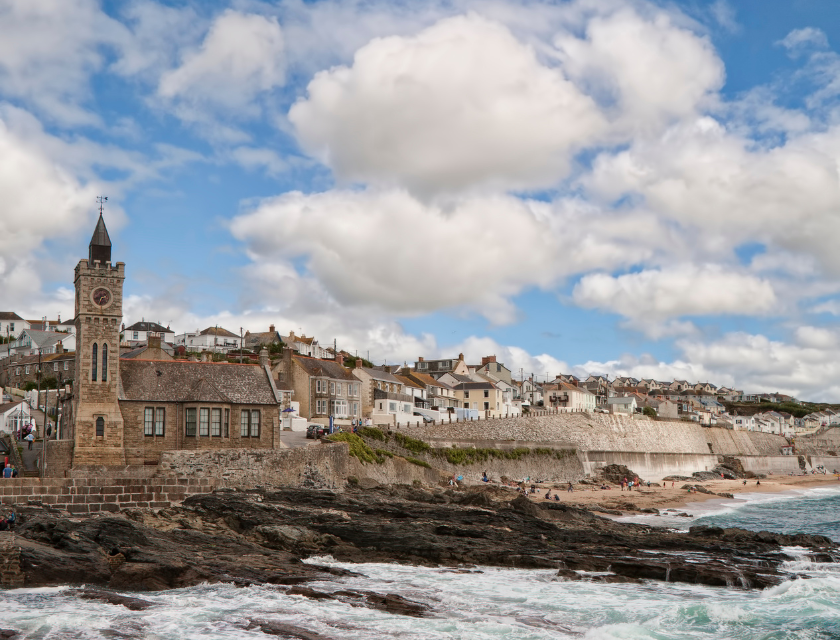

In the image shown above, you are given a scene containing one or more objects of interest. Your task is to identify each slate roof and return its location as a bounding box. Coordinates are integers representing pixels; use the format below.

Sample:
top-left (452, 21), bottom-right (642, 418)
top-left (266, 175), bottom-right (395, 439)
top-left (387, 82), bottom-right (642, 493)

top-left (21, 330), bottom-right (71, 349)
top-left (0, 401), bottom-right (26, 414)
top-left (358, 367), bottom-right (403, 384)
top-left (454, 381), bottom-right (496, 390)
top-left (200, 326), bottom-right (239, 338)
top-left (403, 371), bottom-right (448, 389)
top-left (245, 330), bottom-right (281, 346)
top-left (395, 375), bottom-right (423, 390)
top-left (119, 359), bottom-right (279, 404)
top-left (292, 355), bottom-right (356, 381)
top-left (125, 321), bottom-right (170, 333)
top-left (0, 313), bottom-right (24, 321)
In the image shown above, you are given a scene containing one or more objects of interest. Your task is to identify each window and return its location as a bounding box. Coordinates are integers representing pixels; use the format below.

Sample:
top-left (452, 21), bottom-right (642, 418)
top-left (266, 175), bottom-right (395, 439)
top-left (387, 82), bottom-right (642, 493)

top-left (224, 409), bottom-right (230, 438)
top-left (15, 368), bottom-right (19, 375)
top-left (155, 408), bottom-right (165, 436)
top-left (102, 343), bottom-right (108, 382)
top-left (418, 362), bottom-right (427, 369)
top-left (336, 383), bottom-right (342, 396)
top-left (484, 390), bottom-right (489, 398)
top-left (389, 402), bottom-right (397, 412)
top-left (403, 404), bottom-right (411, 413)
top-left (351, 402), bottom-right (358, 416)
top-left (133, 331), bottom-right (138, 340)
top-left (144, 408), bottom-right (154, 436)
top-left (316, 399), bottom-right (327, 414)
top-left (330, 382), bottom-right (335, 395)
top-left (199, 408), bottom-right (209, 436)
top-left (250, 410), bottom-right (260, 437)
top-left (241, 409), bottom-right (249, 437)
top-left (211, 408), bottom-right (221, 436)
top-left (96, 417), bottom-right (105, 437)
top-left (64, 362), bottom-right (68, 371)
top-left (484, 402), bottom-right (490, 411)
top-left (25, 366), bottom-right (29, 374)
top-left (91, 343), bottom-right (98, 381)
top-left (464, 390), bottom-right (469, 398)
top-left (53, 363), bottom-right (58, 372)
top-left (9, 323), bottom-right (13, 332)
top-left (185, 408), bottom-right (196, 437)
top-left (333, 399), bottom-right (348, 417)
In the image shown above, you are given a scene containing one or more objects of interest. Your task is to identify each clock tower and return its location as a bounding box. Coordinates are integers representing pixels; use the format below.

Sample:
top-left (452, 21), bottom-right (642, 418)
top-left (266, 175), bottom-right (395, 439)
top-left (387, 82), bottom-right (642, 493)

top-left (72, 213), bottom-right (126, 466)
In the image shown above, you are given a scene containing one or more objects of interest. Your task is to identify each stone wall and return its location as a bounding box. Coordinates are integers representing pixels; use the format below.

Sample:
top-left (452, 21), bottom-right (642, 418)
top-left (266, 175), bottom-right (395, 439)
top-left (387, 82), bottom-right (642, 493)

top-left (400, 414), bottom-right (712, 454)
top-left (0, 476), bottom-right (215, 514)
top-left (157, 442), bottom-right (349, 491)
top-left (580, 451), bottom-right (719, 481)
top-left (796, 427), bottom-right (840, 455)
top-left (44, 440), bottom-right (74, 477)
top-left (735, 455), bottom-right (803, 476)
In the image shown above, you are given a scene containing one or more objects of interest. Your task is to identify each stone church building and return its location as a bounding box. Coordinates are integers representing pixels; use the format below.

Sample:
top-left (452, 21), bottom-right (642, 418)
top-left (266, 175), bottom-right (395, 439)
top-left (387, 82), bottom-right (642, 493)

top-left (53, 215), bottom-right (282, 471)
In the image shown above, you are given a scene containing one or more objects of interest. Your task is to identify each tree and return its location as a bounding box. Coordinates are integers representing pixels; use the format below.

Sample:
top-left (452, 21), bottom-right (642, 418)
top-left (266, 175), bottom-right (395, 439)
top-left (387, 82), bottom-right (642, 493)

top-left (642, 406), bottom-right (657, 417)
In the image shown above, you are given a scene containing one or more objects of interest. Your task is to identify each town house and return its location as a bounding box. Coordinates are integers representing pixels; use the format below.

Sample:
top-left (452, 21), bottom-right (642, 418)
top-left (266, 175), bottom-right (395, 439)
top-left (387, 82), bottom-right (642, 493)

top-left (273, 350), bottom-right (360, 424)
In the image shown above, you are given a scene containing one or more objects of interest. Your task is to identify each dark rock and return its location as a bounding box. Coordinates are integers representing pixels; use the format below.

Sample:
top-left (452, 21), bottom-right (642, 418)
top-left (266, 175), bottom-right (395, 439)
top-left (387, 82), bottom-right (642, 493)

top-left (600, 464), bottom-right (642, 485)
top-left (246, 620), bottom-right (332, 639)
top-left (72, 588), bottom-right (156, 610)
top-left (0, 631), bottom-right (18, 639)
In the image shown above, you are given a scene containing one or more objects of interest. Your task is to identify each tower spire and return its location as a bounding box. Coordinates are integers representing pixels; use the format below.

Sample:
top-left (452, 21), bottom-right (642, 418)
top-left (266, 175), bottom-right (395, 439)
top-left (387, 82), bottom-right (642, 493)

top-left (89, 196), bottom-right (112, 264)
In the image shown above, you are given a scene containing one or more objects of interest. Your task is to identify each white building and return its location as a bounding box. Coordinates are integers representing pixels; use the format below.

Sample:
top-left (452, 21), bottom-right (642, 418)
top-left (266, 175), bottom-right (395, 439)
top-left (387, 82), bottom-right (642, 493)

top-left (607, 396), bottom-right (637, 415)
top-left (175, 327), bottom-right (243, 353)
top-left (0, 313), bottom-right (28, 340)
top-left (0, 399), bottom-right (31, 434)
top-left (9, 330), bottom-right (76, 356)
top-left (123, 321), bottom-right (176, 344)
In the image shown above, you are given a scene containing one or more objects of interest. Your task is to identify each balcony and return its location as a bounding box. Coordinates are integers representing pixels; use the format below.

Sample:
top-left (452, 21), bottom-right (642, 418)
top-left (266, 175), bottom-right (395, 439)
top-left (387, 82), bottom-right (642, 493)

top-left (373, 389), bottom-right (416, 404)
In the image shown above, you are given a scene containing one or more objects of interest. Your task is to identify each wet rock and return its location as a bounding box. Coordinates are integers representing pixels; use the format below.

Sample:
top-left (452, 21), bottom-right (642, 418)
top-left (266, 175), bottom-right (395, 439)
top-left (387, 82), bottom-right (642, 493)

top-left (0, 631), bottom-right (18, 639)
top-left (72, 588), bottom-right (156, 610)
top-left (246, 620), bottom-right (332, 640)
top-left (599, 464), bottom-right (642, 485)
top-left (288, 586), bottom-right (430, 617)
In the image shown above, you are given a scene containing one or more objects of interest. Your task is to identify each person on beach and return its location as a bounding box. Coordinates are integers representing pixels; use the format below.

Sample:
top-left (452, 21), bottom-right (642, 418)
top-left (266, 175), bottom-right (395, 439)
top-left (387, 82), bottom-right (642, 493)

top-left (544, 490), bottom-right (551, 499)
top-left (11, 466), bottom-right (16, 478)
top-left (567, 482), bottom-right (573, 493)
top-left (743, 480), bottom-right (747, 485)
top-left (756, 480), bottom-right (761, 485)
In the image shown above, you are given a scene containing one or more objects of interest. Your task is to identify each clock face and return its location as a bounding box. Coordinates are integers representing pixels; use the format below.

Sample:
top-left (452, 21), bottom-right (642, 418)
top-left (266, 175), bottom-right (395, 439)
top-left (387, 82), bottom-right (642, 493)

top-left (92, 287), bottom-right (112, 306)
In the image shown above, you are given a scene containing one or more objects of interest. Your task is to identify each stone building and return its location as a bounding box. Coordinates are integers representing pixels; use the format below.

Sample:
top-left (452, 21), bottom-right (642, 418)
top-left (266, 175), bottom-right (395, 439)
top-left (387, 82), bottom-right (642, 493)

top-left (0, 350), bottom-right (75, 389)
top-left (272, 349), bottom-right (360, 424)
top-left (54, 214), bottom-right (283, 469)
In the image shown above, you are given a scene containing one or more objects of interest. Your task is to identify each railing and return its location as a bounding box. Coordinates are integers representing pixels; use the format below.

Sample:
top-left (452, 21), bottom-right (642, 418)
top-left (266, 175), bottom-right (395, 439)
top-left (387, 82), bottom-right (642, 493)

top-left (373, 389), bottom-right (416, 403)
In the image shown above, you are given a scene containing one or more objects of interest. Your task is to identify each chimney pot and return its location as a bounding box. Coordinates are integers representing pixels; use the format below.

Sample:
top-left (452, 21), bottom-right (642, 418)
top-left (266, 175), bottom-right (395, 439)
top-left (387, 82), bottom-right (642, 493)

top-left (336, 353), bottom-right (344, 366)
top-left (458, 353), bottom-right (464, 361)
top-left (269, 324), bottom-right (275, 333)
top-left (418, 357), bottom-right (424, 362)
top-left (259, 348), bottom-right (269, 367)
top-left (355, 358), bottom-right (362, 369)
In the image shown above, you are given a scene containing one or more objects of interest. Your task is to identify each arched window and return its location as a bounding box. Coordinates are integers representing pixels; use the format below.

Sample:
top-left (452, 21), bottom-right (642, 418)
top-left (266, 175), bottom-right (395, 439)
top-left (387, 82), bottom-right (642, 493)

top-left (96, 417), bottom-right (105, 437)
top-left (102, 343), bottom-right (108, 382)
top-left (92, 343), bottom-right (98, 381)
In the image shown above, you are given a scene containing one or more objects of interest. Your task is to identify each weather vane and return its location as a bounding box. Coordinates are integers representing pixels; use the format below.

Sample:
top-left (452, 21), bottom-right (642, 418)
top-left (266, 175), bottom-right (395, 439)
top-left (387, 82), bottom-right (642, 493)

top-left (96, 195), bottom-right (108, 216)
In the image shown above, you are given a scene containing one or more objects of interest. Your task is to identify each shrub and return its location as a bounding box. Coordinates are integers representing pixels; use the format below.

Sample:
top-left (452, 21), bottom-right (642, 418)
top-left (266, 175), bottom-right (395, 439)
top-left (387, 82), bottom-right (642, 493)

top-left (375, 448), bottom-right (394, 459)
top-left (642, 406), bottom-right (656, 417)
top-left (394, 433), bottom-right (431, 454)
top-left (327, 432), bottom-right (382, 464)
top-left (347, 476), bottom-right (359, 485)
top-left (359, 427), bottom-right (387, 442)
top-left (406, 457), bottom-right (431, 468)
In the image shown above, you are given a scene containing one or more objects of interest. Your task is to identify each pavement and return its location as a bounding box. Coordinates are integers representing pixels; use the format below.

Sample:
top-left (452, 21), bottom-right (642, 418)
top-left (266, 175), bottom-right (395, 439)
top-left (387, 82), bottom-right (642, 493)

top-left (279, 429), bottom-right (315, 449)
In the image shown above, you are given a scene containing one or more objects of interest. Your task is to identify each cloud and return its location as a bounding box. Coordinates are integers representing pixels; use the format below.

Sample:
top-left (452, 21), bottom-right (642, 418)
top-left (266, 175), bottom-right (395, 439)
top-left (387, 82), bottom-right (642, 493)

top-left (231, 187), bottom-right (666, 324)
top-left (585, 118), bottom-right (840, 274)
top-left (778, 27), bottom-right (829, 53)
top-left (289, 13), bottom-right (606, 195)
top-left (0, 0), bottom-right (124, 125)
top-left (572, 265), bottom-right (778, 323)
top-left (554, 5), bottom-right (724, 135)
top-left (158, 10), bottom-right (285, 116)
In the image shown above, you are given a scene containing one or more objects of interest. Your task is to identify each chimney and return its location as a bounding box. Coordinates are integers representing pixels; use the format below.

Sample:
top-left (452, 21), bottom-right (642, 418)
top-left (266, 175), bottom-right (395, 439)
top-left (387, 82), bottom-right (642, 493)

top-left (481, 355), bottom-right (496, 366)
top-left (355, 357), bottom-right (363, 369)
top-left (418, 357), bottom-right (424, 362)
top-left (259, 348), bottom-right (269, 367)
top-left (290, 330), bottom-right (295, 338)
top-left (336, 352), bottom-right (344, 366)
top-left (57, 343), bottom-right (64, 354)
top-left (458, 353), bottom-right (464, 361)
top-left (269, 324), bottom-right (275, 333)
top-left (148, 335), bottom-right (161, 349)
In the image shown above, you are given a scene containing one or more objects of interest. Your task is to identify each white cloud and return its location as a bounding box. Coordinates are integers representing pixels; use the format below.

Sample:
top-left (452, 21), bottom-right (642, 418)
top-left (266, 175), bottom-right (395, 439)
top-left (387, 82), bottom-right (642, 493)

top-left (0, 0), bottom-right (124, 125)
top-left (158, 10), bottom-right (285, 115)
top-left (778, 27), bottom-right (829, 53)
top-left (231, 188), bottom-right (666, 324)
top-left (572, 265), bottom-right (778, 323)
top-left (586, 118), bottom-right (840, 273)
top-left (554, 6), bottom-right (724, 135)
top-left (289, 13), bottom-right (606, 195)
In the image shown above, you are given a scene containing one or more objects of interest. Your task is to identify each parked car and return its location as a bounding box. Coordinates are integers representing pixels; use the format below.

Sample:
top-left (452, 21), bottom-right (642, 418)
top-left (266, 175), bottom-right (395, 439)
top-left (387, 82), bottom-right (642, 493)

top-left (413, 412), bottom-right (433, 424)
top-left (306, 424), bottom-right (328, 439)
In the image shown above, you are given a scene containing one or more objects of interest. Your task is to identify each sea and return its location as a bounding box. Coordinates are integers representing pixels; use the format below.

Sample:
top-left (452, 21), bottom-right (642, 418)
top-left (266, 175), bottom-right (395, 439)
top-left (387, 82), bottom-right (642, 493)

top-left (2, 486), bottom-right (839, 639)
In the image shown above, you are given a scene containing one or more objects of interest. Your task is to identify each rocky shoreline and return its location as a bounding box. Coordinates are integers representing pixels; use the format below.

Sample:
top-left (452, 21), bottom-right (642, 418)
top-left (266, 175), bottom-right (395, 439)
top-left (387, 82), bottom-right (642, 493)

top-left (6, 485), bottom-right (837, 599)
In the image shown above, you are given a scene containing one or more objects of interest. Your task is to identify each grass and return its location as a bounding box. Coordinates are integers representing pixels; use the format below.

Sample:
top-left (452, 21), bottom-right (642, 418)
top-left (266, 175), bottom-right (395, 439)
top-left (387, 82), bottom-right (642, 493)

top-left (394, 433), bottom-right (431, 454)
top-left (375, 448), bottom-right (394, 459)
top-left (358, 427), bottom-right (387, 442)
top-left (405, 457), bottom-right (431, 468)
top-left (327, 432), bottom-right (384, 464)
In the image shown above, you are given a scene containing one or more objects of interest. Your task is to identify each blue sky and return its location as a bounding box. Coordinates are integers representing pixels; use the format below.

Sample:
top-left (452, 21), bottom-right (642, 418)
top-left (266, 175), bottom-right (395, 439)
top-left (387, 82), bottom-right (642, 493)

top-left (2, 0), bottom-right (840, 399)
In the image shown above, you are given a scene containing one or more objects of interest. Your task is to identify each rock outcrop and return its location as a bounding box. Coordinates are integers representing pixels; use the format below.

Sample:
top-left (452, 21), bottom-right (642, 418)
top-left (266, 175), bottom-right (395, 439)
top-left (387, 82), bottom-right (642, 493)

top-left (7, 486), bottom-right (837, 594)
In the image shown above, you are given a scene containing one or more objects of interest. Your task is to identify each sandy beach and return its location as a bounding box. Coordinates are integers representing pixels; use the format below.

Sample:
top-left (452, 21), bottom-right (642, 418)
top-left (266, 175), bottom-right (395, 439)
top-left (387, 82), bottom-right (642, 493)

top-left (526, 473), bottom-right (840, 514)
